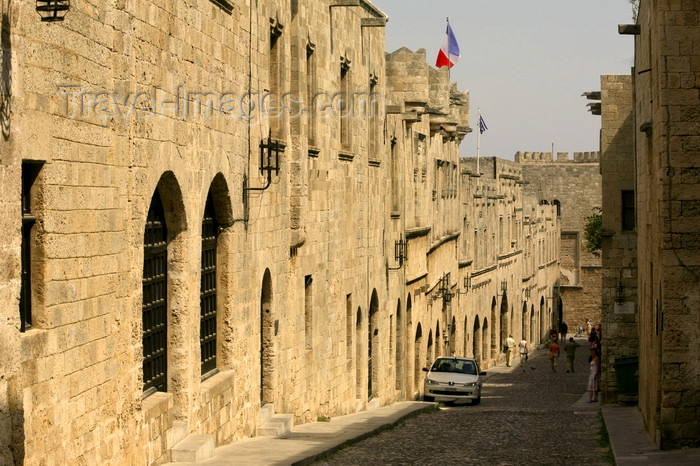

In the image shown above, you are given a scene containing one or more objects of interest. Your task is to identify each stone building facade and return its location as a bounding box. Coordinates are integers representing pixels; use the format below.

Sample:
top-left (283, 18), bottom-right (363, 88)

top-left (0, 1), bottom-right (559, 464)
top-left (595, 0), bottom-right (700, 450)
top-left (594, 75), bottom-right (638, 402)
top-left (631, 0), bottom-right (699, 449)
top-left (516, 151), bottom-right (603, 334)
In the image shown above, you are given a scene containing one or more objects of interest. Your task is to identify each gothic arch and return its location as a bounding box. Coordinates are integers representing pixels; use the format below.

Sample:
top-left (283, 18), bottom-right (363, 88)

top-left (473, 316), bottom-right (481, 363)
top-left (141, 172), bottom-right (188, 414)
top-left (260, 269), bottom-right (275, 405)
top-left (368, 289), bottom-right (379, 400)
top-left (490, 297), bottom-right (498, 360)
top-left (482, 318), bottom-right (490, 367)
top-left (413, 323), bottom-right (423, 397)
top-left (395, 299), bottom-right (403, 393)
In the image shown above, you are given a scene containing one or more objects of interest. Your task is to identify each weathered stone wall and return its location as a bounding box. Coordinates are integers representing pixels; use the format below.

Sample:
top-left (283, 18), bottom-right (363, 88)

top-left (0, 1), bottom-right (561, 464)
top-left (518, 153), bottom-right (602, 331)
top-left (633, 0), bottom-right (700, 449)
top-left (596, 74), bottom-right (637, 402)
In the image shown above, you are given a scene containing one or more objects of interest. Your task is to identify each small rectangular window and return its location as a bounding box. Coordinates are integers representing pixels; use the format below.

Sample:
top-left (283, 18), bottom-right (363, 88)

top-left (622, 190), bottom-right (635, 231)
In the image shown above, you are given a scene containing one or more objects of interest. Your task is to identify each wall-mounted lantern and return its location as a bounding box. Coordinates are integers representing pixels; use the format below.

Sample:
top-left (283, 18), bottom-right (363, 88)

top-left (456, 275), bottom-right (471, 295)
top-left (37, 1), bottom-right (70, 22)
top-left (244, 132), bottom-right (283, 192)
top-left (431, 273), bottom-right (453, 306)
top-left (388, 238), bottom-right (407, 270)
top-left (499, 279), bottom-right (508, 297)
top-left (243, 132), bottom-right (284, 220)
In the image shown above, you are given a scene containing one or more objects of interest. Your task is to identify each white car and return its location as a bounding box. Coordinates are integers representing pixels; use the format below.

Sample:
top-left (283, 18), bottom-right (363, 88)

top-left (422, 357), bottom-right (486, 404)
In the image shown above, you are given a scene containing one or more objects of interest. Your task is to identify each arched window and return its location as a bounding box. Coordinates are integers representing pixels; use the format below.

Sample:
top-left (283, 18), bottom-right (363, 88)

top-left (553, 199), bottom-right (561, 217)
top-left (200, 192), bottom-right (219, 376)
top-left (143, 190), bottom-right (168, 395)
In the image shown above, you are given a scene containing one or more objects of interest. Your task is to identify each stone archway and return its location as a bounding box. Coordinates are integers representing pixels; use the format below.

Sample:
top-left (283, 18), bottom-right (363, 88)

top-left (260, 269), bottom-right (274, 405)
top-left (500, 293), bottom-right (509, 350)
top-left (356, 307), bottom-right (363, 399)
top-left (395, 299), bottom-right (403, 394)
top-left (413, 323), bottom-right (422, 397)
top-left (490, 298), bottom-right (498, 359)
top-left (368, 290), bottom-right (379, 400)
top-left (473, 316), bottom-right (481, 363)
top-left (483, 318), bottom-right (490, 366)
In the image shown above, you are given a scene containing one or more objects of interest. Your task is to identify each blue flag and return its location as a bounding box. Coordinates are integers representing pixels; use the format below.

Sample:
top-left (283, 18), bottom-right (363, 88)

top-left (479, 115), bottom-right (488, 134)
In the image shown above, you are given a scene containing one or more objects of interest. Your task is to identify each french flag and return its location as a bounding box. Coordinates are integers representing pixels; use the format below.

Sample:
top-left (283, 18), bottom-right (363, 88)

top-left (435, 23), bottom-right (461, 69)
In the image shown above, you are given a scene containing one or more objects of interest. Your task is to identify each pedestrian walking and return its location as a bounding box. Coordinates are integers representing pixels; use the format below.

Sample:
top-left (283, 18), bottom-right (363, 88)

top-left (549, 326), bottom-right (559, 343)
top-left (560, 321), bottom-right (568, 342)
top-left (548, 339), bottom-right (560, 372)
top-left (564, 337), bottom-right (579, 373)
top-left (586, 318), bottom-right (592, 336)
top-left (518, 338), bottom-right (529, 371)
top-left (587, 348), bottom-right (601, 402)
top-left (505, 334), bottom-right (516, 367)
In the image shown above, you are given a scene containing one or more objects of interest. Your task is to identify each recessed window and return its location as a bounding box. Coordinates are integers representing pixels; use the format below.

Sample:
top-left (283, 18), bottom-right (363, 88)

top-left (200, 193), bottom-right (219, 376)
top-left (143, 190), bottom-right (168, 395)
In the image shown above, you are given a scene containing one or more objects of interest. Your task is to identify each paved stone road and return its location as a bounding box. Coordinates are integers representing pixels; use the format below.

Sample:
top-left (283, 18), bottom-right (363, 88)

top-left (315, 338), bottom-right (613, 465)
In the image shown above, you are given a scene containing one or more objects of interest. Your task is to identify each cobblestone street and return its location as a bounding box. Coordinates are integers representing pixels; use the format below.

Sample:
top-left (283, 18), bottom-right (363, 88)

top-left (316, 339), bottom-right (613, 465)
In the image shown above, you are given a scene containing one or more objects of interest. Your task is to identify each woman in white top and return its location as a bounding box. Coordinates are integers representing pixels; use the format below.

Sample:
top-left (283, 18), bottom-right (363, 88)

top-left (518, 339), bottom-right (529, 370)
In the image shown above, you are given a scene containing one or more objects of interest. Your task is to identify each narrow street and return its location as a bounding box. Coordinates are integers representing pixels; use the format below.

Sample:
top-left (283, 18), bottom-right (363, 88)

top-left (317, 338), bottom-right (613, 465)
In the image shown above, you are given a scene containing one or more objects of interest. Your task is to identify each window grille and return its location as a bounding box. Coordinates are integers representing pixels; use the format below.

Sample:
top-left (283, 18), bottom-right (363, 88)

top-left (143, 190), bottom-right (168, 395)
top-left (200, 194), bottom-right (218, 376)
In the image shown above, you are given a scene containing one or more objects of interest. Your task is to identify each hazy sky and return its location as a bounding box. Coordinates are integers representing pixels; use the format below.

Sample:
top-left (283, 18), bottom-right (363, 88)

top-left (376, 0), bottom-right (636, 159)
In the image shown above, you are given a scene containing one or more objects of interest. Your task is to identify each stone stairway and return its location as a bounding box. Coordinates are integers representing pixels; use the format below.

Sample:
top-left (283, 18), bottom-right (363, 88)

top-left (257, 403), bottom-right (294, 437)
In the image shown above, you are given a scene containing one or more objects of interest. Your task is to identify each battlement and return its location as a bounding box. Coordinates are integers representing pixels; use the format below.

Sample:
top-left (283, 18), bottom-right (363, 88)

top-left (515, 151), bottom-right (600, 164)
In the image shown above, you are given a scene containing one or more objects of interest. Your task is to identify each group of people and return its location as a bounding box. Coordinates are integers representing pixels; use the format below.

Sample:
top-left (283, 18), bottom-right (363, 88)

top-left (515, 318), bottom-right (603, 403)
top-left (502, 334), bottom-right (530, 371)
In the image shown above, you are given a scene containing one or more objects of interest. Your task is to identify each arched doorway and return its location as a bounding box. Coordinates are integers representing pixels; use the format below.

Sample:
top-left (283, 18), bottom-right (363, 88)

top-left (500, 294), bottom-right (509, 349)
top-left (368, 290), bottom-right (379, 400)
top-left (260, 269), bottom-right (274, 405)
top-left (355, 307), bottom-right (363, 399)
top-left (521, 302), bottom-right (528, 342)
top-left (395, 299), bottom-right (403, 393)
top-left (449, 316), bottom-right (456, 356)
top-left (435, 322), bottom-right (440, 357)
top-left (405, 294), bottom-right (413, 397)
top-left (427, 330), bottom-right (434, 367)
top-left (530, 305), bottom-right (535, 345)
top-left (413, 323), bottom-right (422, 397)
top-left (490, 298), bottom-right (498, 359)
top-left (473, 316), bottom-right (481, 362)
top-left (539, 297), bottom-right (546, 344)
top-left (463, 317), bottom-right (469, 357)
top-left (483, 318), bottom-right (490, 366)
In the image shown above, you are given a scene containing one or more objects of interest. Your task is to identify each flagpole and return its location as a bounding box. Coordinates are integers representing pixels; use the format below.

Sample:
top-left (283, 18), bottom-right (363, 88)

top-left (477, 108), bottom-right (481, 175)
top-left (446, 17), bottom-right (450, 80)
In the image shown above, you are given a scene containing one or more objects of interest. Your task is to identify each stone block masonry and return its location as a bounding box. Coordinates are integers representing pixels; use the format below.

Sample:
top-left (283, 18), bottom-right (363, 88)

top-left (0, 1), bottom-right (562, 464)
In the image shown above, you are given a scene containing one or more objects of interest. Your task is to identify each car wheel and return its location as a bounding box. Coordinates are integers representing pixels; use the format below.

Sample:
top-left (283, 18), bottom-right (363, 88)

top-left (423, 395), bottom-right (434, 402)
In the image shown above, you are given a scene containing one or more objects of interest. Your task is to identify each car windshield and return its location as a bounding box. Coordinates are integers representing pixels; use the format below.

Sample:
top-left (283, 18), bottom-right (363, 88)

top-left (431, 359), bottom-right (476, 375)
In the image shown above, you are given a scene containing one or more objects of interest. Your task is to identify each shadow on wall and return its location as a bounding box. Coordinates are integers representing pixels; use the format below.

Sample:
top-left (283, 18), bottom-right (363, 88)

top-left (1, 10), bottom-right (12, 140)
top-left (1, 375), bottom-right (24, 465)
